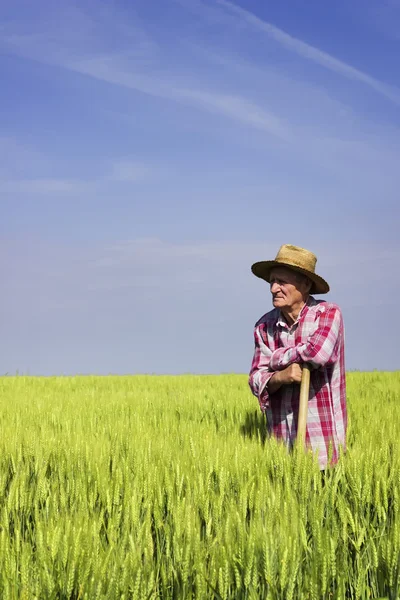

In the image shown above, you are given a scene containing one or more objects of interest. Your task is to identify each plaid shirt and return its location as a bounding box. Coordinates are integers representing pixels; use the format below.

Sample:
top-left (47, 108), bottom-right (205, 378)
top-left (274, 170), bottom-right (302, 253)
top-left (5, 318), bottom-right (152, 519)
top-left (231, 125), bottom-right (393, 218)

top-left (249, 296), bottom-right (347, 469)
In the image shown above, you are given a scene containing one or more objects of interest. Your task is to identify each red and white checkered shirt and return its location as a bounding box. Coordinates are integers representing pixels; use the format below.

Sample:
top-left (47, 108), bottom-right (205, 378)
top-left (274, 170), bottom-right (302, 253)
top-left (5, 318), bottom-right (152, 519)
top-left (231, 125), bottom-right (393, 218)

top-left (249, 296), bottom-right (347, 469)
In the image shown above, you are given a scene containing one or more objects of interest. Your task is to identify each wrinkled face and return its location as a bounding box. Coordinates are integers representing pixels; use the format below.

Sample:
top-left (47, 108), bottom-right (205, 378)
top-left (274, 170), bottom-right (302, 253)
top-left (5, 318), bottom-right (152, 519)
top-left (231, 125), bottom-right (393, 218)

top-left (269, 266), bottom-right (311, 312)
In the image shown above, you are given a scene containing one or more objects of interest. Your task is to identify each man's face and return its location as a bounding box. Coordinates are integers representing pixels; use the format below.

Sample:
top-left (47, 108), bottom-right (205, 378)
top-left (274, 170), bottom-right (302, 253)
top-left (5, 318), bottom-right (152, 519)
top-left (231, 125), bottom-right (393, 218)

top-left (269, 266), bottom-right (310, 311)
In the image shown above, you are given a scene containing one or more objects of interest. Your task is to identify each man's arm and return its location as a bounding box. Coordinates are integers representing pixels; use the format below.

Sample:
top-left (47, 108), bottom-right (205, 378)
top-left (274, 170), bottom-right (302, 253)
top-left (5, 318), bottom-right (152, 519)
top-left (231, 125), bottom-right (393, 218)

top-left (267, 364), bottom-right (303, 394)
top-left (269, 305), bottom-right (343, 371)
top-left (248, 326), bottom-right (274, 406)
top-left (249, 326), bottom-right (303, 409)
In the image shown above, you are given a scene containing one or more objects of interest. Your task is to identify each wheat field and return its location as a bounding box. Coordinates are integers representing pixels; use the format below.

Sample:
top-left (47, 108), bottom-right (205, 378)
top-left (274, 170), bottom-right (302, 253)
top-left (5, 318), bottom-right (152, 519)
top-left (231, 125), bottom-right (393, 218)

top-left (0, 372), bottom-right (399, 599)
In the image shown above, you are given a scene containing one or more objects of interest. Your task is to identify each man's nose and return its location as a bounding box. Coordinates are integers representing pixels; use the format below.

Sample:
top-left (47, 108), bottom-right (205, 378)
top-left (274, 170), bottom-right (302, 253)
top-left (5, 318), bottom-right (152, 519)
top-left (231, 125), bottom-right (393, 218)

top-left (270, 282), bottom-right (280, 293)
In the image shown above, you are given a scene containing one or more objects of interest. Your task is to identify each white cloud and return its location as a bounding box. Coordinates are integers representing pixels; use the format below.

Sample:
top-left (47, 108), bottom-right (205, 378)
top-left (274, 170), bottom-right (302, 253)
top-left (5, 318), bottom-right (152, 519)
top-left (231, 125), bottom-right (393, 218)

top-left (176, 88), bottom-right (291, 140)
top-left (59, 55), bottom-right (291, 140)
top-left (216, 0), bottom-right (400, 105)
top-left (0, 13), bottom-right (291, 141)
top-left (110, 160), bottom-right (152, 183)
top-left (0, 157), bottom-right (154, 195)
top-left (1, 0), bottom-right (400, 197)
top-left (0, 178), bottom-right (93, 195)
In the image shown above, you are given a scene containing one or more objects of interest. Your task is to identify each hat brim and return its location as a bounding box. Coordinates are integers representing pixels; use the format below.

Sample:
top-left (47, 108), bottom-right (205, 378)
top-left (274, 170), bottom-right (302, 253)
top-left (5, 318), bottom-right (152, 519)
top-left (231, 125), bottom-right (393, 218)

top-left (251, 261), bottom-right (330, 294)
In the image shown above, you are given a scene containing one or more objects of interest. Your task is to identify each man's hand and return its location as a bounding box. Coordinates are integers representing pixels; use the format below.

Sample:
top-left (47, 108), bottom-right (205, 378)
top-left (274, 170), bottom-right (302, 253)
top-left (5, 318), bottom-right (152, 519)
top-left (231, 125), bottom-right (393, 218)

top-left (267, 364), bottom-right (303, 394)
top-left (281, 364), bottom-right (303, 384)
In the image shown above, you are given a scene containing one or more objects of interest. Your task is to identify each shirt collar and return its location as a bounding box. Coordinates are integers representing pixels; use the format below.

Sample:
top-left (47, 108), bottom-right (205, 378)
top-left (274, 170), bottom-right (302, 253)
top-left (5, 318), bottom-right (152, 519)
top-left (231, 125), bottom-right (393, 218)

top-left (277, 295), bottom-right (316, 329)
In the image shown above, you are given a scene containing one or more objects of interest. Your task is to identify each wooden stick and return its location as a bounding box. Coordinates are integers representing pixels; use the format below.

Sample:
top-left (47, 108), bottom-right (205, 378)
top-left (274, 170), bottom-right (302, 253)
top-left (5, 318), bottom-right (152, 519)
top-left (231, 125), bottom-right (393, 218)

top-left (297, 364), bottom-right (310, 448)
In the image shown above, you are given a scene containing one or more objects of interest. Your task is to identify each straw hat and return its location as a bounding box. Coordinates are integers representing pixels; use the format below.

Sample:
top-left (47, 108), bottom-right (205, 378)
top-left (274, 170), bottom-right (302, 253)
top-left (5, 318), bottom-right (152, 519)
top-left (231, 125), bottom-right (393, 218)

top-left (251, 244), bottom-right (330, 294)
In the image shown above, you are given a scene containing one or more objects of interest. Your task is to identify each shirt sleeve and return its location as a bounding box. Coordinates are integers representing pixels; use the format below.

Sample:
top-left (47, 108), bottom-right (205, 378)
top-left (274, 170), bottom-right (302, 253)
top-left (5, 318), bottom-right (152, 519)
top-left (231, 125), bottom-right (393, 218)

top-left (248, 325), bottom-right (275, 411)
top-left (269, 305), bottom-right (343, 371)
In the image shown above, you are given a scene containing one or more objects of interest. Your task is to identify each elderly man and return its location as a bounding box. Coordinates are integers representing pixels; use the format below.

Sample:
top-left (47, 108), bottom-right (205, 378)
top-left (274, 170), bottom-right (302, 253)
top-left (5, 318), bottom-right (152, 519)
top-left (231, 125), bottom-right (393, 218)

top-left (249, 244), bottom-right (347, 469)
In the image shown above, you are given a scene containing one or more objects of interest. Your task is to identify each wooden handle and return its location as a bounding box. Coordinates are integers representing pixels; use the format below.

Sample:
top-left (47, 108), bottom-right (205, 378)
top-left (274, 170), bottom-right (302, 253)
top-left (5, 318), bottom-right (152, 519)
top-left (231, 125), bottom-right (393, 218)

top-left (297, 365), bottom-right (310, 448)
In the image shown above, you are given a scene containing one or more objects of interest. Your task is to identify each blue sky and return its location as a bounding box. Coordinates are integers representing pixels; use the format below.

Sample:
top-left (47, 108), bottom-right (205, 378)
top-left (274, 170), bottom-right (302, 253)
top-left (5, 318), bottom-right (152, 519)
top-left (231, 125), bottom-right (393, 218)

top-left (1, 0), bottom-right (399, 375)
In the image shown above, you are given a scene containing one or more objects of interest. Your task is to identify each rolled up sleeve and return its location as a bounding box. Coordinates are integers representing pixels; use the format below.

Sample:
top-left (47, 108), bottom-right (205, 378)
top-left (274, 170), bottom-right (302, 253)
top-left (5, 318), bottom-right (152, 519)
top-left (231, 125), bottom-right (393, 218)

top-left (269, 306), bottom-right (343, 371)
top-left (249, 326), bottom-right (274, 411)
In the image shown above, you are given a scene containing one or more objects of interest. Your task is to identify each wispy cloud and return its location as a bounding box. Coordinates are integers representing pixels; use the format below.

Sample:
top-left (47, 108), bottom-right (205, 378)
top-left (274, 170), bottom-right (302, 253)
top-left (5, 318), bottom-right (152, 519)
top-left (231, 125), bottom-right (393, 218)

top-left (2, 0), bottom-right (398, 155)
top-left (71, 58), bottom-right (294, 140)
top-left (0, 157), bottom-right (154, 195)
top-left (109, 160), bottom-right (151, 183)
top-left (215, 0), bottom-right (400, 105)
top-left (0, 10), bottom-right (291, 141)
top-left (1, 0), bottom-right (400, 189)
top-left (177, 88), bottom-right (291, 139)
top-left (1, 178), bottom-right (93, 195)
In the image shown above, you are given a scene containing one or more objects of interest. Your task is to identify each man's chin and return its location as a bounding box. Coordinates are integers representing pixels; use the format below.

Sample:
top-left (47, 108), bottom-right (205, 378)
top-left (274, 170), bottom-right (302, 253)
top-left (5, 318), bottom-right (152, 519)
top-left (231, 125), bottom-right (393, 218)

top-left (273, 299), bottom-right (287, 309)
